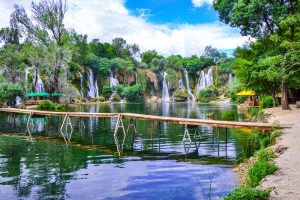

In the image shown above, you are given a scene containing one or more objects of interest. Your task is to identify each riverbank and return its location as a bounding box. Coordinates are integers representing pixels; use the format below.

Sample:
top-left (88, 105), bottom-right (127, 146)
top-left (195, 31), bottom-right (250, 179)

top-left (260, 105), bottom-right (300, 199)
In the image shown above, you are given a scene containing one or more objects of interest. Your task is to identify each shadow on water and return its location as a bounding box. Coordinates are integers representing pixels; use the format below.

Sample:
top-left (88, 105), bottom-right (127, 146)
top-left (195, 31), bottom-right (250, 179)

top-left (0, 103), bottom-right (255, 199)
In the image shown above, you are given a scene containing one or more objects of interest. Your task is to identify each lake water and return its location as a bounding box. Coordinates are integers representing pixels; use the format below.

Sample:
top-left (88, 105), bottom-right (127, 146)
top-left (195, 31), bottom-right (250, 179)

top-left (0, 103), bottom-right (254, 199)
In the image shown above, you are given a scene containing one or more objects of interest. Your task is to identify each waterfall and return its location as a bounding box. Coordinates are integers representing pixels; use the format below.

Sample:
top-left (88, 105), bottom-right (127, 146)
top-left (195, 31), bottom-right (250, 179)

top-left (110, 72), bottom-right (119, 88)
top-left (162, 72), bottom-right (170, 102)
top-left (34, 70), bottom-right (45, 93)
top-left (79, 72), bottom-right (84, 97)
top-left (178, 79), bottom-right (185, 90)
top-left (228, 73), bottom-right (233, 89)
top-left (206, 68), bottom-right (213, 86)
top-left (25, 68), bottom-right (29, 92)
top-left (197, 67), bottom-right (213, 92)
top-left (183, 69), bottom-right (195, 101)
top-left (87, 68), bottom-right (99, 98)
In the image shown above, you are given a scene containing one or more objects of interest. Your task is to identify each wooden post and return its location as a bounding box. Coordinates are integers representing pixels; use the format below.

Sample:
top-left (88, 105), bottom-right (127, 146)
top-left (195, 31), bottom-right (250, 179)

top-left (217, 127), bottom-right (220, 157)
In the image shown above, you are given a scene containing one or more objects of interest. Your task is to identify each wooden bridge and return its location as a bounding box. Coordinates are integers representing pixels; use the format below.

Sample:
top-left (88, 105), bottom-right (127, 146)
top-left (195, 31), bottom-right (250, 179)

top-left (0, 108), bottom-right (290, 130)
top-left (0, 108), bottom-right (292, 154)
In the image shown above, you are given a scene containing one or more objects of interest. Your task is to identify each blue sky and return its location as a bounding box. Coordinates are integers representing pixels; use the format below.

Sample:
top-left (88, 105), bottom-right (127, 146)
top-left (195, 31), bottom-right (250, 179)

top-left (126, 0), bottom-right (218, 26)
top-left (0, 0), bottom-right (247, 57)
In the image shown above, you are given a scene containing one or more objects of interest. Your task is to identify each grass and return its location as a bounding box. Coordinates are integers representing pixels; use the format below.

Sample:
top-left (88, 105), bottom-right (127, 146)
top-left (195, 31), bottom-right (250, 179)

top-left (248, 159), bottom-right (277, 187)
top-left (224, 187), bottom-right (271, 200)
top-left (224, 130), bottom-right (282, 199)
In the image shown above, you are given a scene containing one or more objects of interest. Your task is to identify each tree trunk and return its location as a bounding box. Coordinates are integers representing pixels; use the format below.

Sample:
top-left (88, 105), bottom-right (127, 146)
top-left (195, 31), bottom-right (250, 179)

top-left (281, 80), bottom-right (290, 110)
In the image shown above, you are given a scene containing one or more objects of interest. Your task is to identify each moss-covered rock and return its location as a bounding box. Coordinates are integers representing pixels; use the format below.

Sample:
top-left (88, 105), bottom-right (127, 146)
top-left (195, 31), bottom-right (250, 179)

top-left (98, 95), bottom-right (106, 102)
top-left (110, 93), bottom-right (121, 102)
top-left (165, 68), bottom-right (182, 91)
top-left (173, 89), bottom-right (188, 102)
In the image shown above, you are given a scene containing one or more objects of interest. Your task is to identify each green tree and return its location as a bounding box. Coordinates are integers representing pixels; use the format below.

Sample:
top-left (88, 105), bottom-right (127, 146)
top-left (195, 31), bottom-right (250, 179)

top-left (141, 50), bottom-right (163, 65)
top-left (182, 55), bottom-right (213, 75)
top-left (204, 45), bottom-right (226, 64)
top-left (0, 83), bottom-right (25, 107)
top-left (214, 0), bottom-right (300, 109)
top-left (14, 0), bottom-right (72, 94)
top-left (0, 44), bottom-right (25, 83)
top-left (166, 55), bottom-right (183, 71)
top-left (151, 58), bottom-right (167, 72)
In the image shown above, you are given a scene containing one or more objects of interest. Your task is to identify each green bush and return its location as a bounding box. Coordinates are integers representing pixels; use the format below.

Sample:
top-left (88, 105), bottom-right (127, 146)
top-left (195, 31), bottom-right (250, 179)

top-left (248, 159), bottom-right (277, 187)
top-left (112, 84), bottom-right (125, 94)
top-left (102, 85), bottom-right (112, 94)
top-left (248, 107), bottom-right (267, 121)
top-left (98, 95), bottom-right (106, 102)
top-left (55, 103), bottom-right (68, 112)
top-left (38, 100), bottom-right (56, 111)
top-left (197, 85), bottom-right (219, 102)
top-left (260, 96), bottom-right (276, 108)
top-left (123, 84), bottom-right (141, 101)
top-left (224, 187), bottom-right (270, 200)
top-left (0, 83), bottom-right (25, 107)
top-left (256, 148), bottom-right (276, 161)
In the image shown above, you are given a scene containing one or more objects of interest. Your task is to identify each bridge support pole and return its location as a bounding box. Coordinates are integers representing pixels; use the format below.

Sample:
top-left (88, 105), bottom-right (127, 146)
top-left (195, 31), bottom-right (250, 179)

top-left (26, 113), bottom-right (33, 139)
top-left (114, 115), bottom-right (126, 156)
top-left (60, 114), bottom-right (73, 145)
top-left (127, 118), bottom-right (137, 135)
top-left (182, 124), bottom-right (192, 153)
top-left (194, 127), bottom-right (201, 149)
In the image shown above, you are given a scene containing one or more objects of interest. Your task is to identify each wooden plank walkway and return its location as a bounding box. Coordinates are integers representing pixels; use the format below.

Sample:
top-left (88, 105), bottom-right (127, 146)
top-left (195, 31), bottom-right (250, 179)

top-left (0, 108), bottom-right (292, 130)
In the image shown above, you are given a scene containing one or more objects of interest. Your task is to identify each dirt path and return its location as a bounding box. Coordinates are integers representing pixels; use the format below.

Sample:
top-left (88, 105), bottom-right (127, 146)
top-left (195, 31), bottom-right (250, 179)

top-left (261, 105), bottom-right (300, 199)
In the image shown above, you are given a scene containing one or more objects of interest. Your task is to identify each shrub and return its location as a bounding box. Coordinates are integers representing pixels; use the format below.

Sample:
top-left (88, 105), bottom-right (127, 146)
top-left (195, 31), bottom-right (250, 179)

top-left (0, 83), bottom-right (25, 107)
top-left (38, 100), bottom-right (56, 111)
top-left (260, 96), bottom-right (276, 108)
top-left (256, 148), bottom-right (276, 161)
top-left (197, 85), bottom-right (219, 102)
top-left (102, 85), bottom-right (111, 94)
top-left (248, 159), bottom-right (277, 187)
top-left (221, 110), bottom-right (237, 121)
top-left (55, 103), bottom-right (68, 112)
top-left (248, 107), bottom-right (267, 121)
top-left (112, 84), bottom-right (125, 94)
top-left (224, 187), bottom-right (270, 200)
top-left (123, 84), bottom-right (141, 101)
top-left (98, 95), bottom-right (106, 102)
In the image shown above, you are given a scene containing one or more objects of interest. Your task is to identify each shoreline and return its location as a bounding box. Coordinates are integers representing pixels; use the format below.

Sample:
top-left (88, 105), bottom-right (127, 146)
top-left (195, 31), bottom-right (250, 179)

top-left (259, 105), bottom-right (300, 199)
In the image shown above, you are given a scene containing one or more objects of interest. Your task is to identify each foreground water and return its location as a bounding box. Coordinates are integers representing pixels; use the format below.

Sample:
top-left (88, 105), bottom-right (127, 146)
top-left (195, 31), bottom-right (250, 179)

top-left (0, 103), bottom-right (254, 199)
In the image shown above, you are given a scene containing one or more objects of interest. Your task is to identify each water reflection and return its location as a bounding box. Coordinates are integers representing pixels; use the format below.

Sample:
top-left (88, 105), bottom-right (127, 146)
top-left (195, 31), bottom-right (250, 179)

top-left (0, 103), bottom-right (254, 199)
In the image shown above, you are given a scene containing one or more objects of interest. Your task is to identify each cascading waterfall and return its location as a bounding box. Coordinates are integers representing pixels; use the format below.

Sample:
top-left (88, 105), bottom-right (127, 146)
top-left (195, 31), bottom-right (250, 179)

top-left (34, 70), bottom-right (45, 93)
top-left (87, 68), bottom-right (99, 98)
top-left (79, 72), bottom-right (84, 97)
top-left (228, 73), bottom-right (233, 89)
top-left (110, 71), bottom-right (119, 88)
top-left (162, 72), bottom-right (170, 102)
top-left (109, 72), bottom-right (121, 102)
top-left (197, 67), bottom-right (213, 92)
top-left (183, 69), bottom-right (196, 101)
top-left (178, 79), bottom-right (185, 90)
top-left (25, 68), bottom-right (29, 92)
top-left (171, 79), bottom-right (185, 101)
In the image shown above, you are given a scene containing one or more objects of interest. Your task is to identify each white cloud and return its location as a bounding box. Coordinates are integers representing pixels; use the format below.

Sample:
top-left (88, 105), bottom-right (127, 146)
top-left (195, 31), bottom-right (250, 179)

top-left (0, 0), bottom-right (247, 57)
top-left (191, 0), bottom-right (214, 7)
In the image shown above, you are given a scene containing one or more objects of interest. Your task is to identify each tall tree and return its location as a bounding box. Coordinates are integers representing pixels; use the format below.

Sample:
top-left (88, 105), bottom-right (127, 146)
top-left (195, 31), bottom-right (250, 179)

top-left (214, 0), bottom-right (300, 109)
top-left (14, 0), bottom-right (72, 94)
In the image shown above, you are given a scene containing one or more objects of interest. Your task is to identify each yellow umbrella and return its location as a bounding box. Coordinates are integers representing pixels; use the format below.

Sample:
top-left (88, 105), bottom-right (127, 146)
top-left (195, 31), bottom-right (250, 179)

top-left (236, 90), bottom-right (256, 96)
